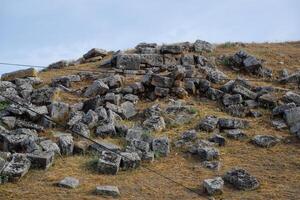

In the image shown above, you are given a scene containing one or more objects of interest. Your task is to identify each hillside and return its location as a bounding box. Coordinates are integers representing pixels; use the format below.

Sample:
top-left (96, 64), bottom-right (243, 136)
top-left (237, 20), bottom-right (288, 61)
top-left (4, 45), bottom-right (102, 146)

top-left (0, 41), bottom-right (300, 200)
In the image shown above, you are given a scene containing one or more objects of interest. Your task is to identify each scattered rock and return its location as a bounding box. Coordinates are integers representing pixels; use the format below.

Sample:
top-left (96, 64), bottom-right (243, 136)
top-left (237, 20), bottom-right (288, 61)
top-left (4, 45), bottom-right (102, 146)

top-left (58, 177), bottom-right (79, 189)
top-left (58, 135), bottom-right (74, 156)
top-left (224, 168), bottom-right (259, 190)
top-left (84, 80), bottom-right (109, 97)
top-left (203, 177), bottom-right (224, 195)
top-left (120, 152), bottom-right (141, 170)
top-left (152, 137), bottom-right (170, 157)
top-left (26, 151), bottom-right (54, 170)
top-left (95, 185), bottom-right (120, 197)
top-left (1, 68), bottom-right (38, 81)
top-left (197, 116), bottom-right (219, 132)
top-left (251, 135), bottom-right (280, 148)
top-left (97, 151), bottom-right (121, 175)
top-left (218, 118), bottom-right (249, 129)
top-left (223, 129), bottom-right (247, 140)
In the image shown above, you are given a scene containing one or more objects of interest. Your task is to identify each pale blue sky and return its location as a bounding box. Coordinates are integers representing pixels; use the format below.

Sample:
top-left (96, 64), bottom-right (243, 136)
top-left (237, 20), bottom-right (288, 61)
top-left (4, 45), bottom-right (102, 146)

top-left (0, 0), bottom-right (299, 75)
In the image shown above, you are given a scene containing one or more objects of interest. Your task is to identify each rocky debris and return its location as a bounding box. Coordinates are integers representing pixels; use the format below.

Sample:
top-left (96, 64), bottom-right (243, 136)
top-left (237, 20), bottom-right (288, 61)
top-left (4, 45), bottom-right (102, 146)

top-left (81, 110), bottom-right (98, 129)
top-left (115, 54), bottom-right (141, 70)
top-left (282, 91), bottom-right (300, 106)
top-left (283, 107), bottom-right (300, 126)
top-left (51, 75), bottom-right (80, 88)
top-left (279, 71), bottom-right (300, 84)
top-left (104, 93), bottom-right (122, 105)
top-left (251, 135), bottom-right (280, 148)
top-left (222, 94), bottom-right (243, 107)
top-left (120, 152), bottom-right (141, 170)
top-left (50, 101), bottom-right (70, 124)
top-left (232, 84), bottom-right (257, 100)
top-left (1, 68), bottom-right (38, 81)
top-left (203, 177), bottom-right (224, 195)
top-left (202, 161), bottom-right (221, 171)
top-left (83, 48), bottom-right (107, 59)
top-left (89, 141), bottom-right (121, 154)
top-left (209, 134), bottom-right (226, 146)
top-left (151, 74), bottom-right (174, 88)
top-left (97, 151), bottom-right (121, 175)
top-left (95, 185), bottom-right (120, 197)
top-left (194, 40), bottom-right (214, 53)
top-left (1, 116), bottom-right (16, 129)
top-left (197, 146), bottom-right (219, 161)
top-left (224, 168), bottom-right (260, 190)
top-left (84, 80), bottom-right (109, 97)
top-left (180, 130), bottom-right (197, 142)
top-left (258, 94), bottom-right (277, 108)
top-left (27, 151), bottom-right (54, 170)
top-left (120, 101), bottom-right (137, 119)
top-left (161, 42), bottom-right (190, 54)
top-left (143, 116), bottom-right (166, 131)
top-left (196, 116), bottom-right (219, 132)
top-left (271, 119), bottom-right (288, 130)
top-left (152, 137), bottom-right (170, 157)
top-left (222, 129), bottom-right (245, 141)
top-left (136, 42), bottom-right (158, 54)
top-left (1, 153), bottom-right (31, 182)
top-left (58, 177), bottom-right (79, 189)
top-left (96, 122), bottom-right (116, 137)
top-left (272, 103), bottom-right (296, 117)
top-left (47, 60), bottom-right (69, 70)
top-left (218, 118), bottom-right (249, 129)
top-left (224, 104), bottom-right (249, 117)
top-left (31, 86), bottom-right (60, 105)
top-left (71, 122), bottom-right (90, 137)
top-left (205, 88), bottom-right (224, 101)
top-left (58, 135), bottom-right (74, 156)
top-left (39, 140), bottom-right (61, 155)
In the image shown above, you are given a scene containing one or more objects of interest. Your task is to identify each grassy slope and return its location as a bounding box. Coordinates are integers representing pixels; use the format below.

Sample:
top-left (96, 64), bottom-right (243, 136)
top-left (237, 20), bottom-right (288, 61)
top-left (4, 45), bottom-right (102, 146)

top-left (1, 42), bottom-right (300, 200)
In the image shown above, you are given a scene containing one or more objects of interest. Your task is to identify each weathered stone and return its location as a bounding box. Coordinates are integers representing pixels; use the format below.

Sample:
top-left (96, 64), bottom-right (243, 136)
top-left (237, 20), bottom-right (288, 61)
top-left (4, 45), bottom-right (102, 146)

top-left (161, 43), bottom-right (189, 54)
top-left (84, 80), bottom-right (109, 97)
top-left (27, 151), bottom-right (54, 170)
top-left (82, 110), bottom-right (98, 128)
top-left (71, 122), bottom-right (90, 137)
top-left (272, 103), bottom-right (296, 116)
top-left (1, 153), bottom-right (31, 182)
top-left (258, 94), bottom-right (277, 108)
top-left (39, 140), bottom-right (61, 155)
top-left (116, 54), bottom-right (141, 70)
top-left (224, 168), bottom-right (260, 190)
top-left (97, 151), bottom-right (121, 175)
top-left (140, 54), bottom-right (163, 66)
top-left (184, 81), bottom-right (196, 94)
top-left (207, 69), bottom-right (228, 84)
top-left (222, 94), bottom-right (243, 107)
top-left (282, 91), bottom-right (300, 106)
top-left (271, 120), bottom-right (288, 130)
top-left (170, 65), bottom-right (186, 80)
top-left (125, 128), bottom-right (144, 142)
top-left (51, 75), bottom-right (80, 88)
top-left (151, 74), bottom-right (174, 88)
top-left (83, 96), bottom-right (104, 112)
top-left (50, 101), bottom-right (70, 124)
top-left (232, 84), bottom-right (257, 100)
top-left (198, 79), bottom-right (211, 92)
top-left (102, 75), bottom-right (123, 89)
top-left (243, 56), bottom-right (262, 73)
top-left (172, 87), bottom-right (188, 99)
top-left (283, 107), bottom-right (300, 126)
top-left (203, 177), bottom-right (224, 195)
top-left (95, 185), bottom-right (120, 197)
top-left (181, 55), bottom-right (195, 65)
top-left (218, 118), bottom-right (249, 129)
top-left (120, 152), bottom-right (141, 170)
top-left (143, 116), bottom-right (166, 131)
top-left (180, 130), bottom-right (197, 142)
top-left (89, 141), bottom-right (121, 154)
top-left (224, 104), bottom-right (249, 118)
top-left (197, 116), bottom-right (219, 132)
top-left (154, 87), bottom-right (169, 97)
top-left (104, 93), bottom-right (121, 105)
top-left (244, 100), bottom-right (259, 108)
top-left (1, 68), bottom-right (38, 81)
top-left (197, 147), bottom-right (219, 161)
top-left (123, 94), bottom-right (139, 104)
top-left (58, 177), bottom-right (79, 189)
top-left (31, 86), bottom-right (60, 105)
top-left (209, 134), bottom-right (226, 146)
top-left (121, 101), bottom-right (137, 119)
top-left (96, 123), bottom-right (116, 137)
top-left (152, 137), bottom-right (170, 157)
top-left (252, 135), bottom-right (280, 148)
top-left (1, 116), bottom-right (16, 129)
top-left (48, 60), bottom-right (69, 70)
top-left (205, 88), bottom-right (224, 100)
top-left (58, 135), bottom-right (74, 156)
top-left (202, 161), bottom-right (221, 171)
top-left (83, 48), bottom-right (107, 59)
top-left (136, 42), bottom-right (158, 54)
top-left (193, 40), bottom-right (214, 53)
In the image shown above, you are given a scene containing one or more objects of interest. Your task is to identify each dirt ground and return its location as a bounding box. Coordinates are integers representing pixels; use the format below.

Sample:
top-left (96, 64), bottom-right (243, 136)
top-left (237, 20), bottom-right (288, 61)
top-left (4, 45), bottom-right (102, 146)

top-left (1, 42), bottom-right (300, 200)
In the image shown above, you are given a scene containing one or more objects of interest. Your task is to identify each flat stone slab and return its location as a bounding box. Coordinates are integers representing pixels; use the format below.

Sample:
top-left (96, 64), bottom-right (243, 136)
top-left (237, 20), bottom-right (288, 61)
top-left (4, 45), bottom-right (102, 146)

top-left (95, 185), bottom-right (120, 197)
top-left (58, 177), bottom-right (79, 189)
top-left (1, 68), bottom-right (38, 81)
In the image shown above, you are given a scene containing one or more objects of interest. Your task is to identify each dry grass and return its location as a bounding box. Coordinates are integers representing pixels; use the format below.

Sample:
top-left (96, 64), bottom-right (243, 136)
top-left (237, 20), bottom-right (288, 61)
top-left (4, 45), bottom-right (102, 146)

top-left (1, 42), bottom-right (300, 200)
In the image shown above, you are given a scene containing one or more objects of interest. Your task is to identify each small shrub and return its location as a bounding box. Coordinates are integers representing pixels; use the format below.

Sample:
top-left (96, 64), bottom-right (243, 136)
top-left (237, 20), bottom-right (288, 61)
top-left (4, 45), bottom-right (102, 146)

top-left (220, 42), bottom-right (236, 48)
top-left (0, 101), bottom-right (10, 111)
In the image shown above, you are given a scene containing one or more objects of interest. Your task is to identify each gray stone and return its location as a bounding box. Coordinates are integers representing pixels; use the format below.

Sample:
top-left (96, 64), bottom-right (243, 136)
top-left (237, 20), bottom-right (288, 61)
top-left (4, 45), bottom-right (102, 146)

top-left (26, 151), bottom-right (54, 170)
top-left (203, 177), bottom-right (224, 195)
top-left (197, 116), bottom-right (219, 132)
top-left (121, 101), bottom-right (137, 119)
top-left (39, 140), bottom-right (61, 155)
top-left (82, 110), bottom-right (98, 128)
top-left (224, 168), bottom-right (260, 190)
top-left (272, 103), bottom-right (296, 116)
top-left (125, 128), bottom-right (144, 142)
top-left (224, 104), bottom-right (249, 118)
top-left (170, 65), bottom-right (186, 80)
top-left (172, 87), bottom-right (188, 99)
top-left (102, 75), bottom-right (123, 89)
top-left (84, 80), bottom-right (109, 97)
top-left (97, 151), bottom-right (121, 175)
top-left (202, 161), bottom-right (221, 171)
top-left (47, 60), bottom-right (69, 70)
top-left (67, 111), bottom-right (83, 127)
top-left (123, 94), bottom-right (139, 104)
top-left (180, 130), bottom-right (197, 142)
top-left (184, 80), bottom-right (196, 94)
top-left (218, 118), bottom-right (249, 129)
top-left (161, 43), bottom-right (189, 54)
top-left (1, 116), bottom-right (16, 129)
top-left (151, 74), bottom-right (174, 88)
top-left (120, 152), bottom-right (141, 170)
top-left (58, 177), bottom-right (79, 189)
top-left (283, 107), bottom-right (300, 126)
top-left (197, 147), bottom-right (219, 161)
top-left (207, 69), bottom-right (228, 84)
top-left (89, 141), bottom-right (121, 154)
top-left (15, 119), bottom-right (44, 132)
top-left (95, 185), bottom-right (120, 197)
top-left (1, 153), bottom-right (31, 182)
top-left (71, 122), bottom-right (90, 137)
top-left (50, 101), bottom-right (70, 124)
top-left (143, 116), bottom-right (166, 132)
top-left (209, 134), bottom-right (226, 146)
top-left (116, 54), bottom-right (141, 70)
top-left (271, 120), bottom-right (288, 130)
top-left (140, 54), bottom-right (163, 66)
top-left (222, 94), bottom-right (243, 107)
top-left (31, 86), bottom-right (59, 105)
top-left (205, 88), bottom-right (224, 101)
top-left (104, 93), bottom-right (122, 105)
top-left (58, 135), bottom-right (74, 156)
top-left (1, 68), bottom-right (37, 81)
top-left (258, 94), bottom-right (277, 108)
top-left (282, 91), bottom-right (300, 106)
top-left (252, 135), bottom-right (280, 148)
top-left (232, 84), bottom-right (257, 100)
top-left (243, 56), bottom-right (262, 73)
top-left (193, 40), bottom-right (214, 53)
top-left (152, 137), bottom-right (170, 157)
top-left (181, 55), bottom-right (195, 65)
top-left (83, 48), bottom-right (107, 59)
top-left (96, 123), bottom-right (116, 137)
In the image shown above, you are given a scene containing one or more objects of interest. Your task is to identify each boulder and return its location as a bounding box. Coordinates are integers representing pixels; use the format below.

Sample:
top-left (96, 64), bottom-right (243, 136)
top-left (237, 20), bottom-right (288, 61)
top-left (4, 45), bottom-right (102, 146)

top-left (223, 129), bottom-right (247, 140)
top-left (50, 101), bottom-right (70, 124)
top-left (120, 101), bottom-right (137, 119)
top-left (84, 80), bottom-right (109, 97)
top-left (222, 94), bottom-right (243, 107)
top-left (224, 104), bottom-right (249, 118)
top-left (151, 74), bottom-right (174, 88)
top-left (82, 110), bottom-right (98, 129)
top-left (58, 135), bottom-right (74, 156)
top-left (232, 84), bottom-right (257, 100)
top-left (71, 122), bottom-right (90, 137)
top-left (205, 88), bottom-right (224, 101)
top-left (102, 75), bottom-right (123, 89)
top-left (272, 103), bottom-right (296, 116)
top-left (209, 134), bottom-right (226, 146)
top-left (271, 120), bottom-right (288, 130)
top-left (143, 116), bottom-right (166, 132)
top-left (218, 118), bottom-right (249, 129)
top-left (181, 55), bottom-right (195, 65)
top-left (1, 153), bottom-right (31, 182)
top-left (15, 119), bottom-right (44, 132)
top-left (83, 48), bottom-right (107, 59)
top-left (223, 168), bottom-right (259, 190)
top-left (197, 116), bottom-right (219, 132)
top-left (206, 69), bottom-right (228, 84)
top-left (197, 147), bottom-right (219, 161)
top-left (203, 177), bottom-right (224, 195)
top-left (97, 151), bottom-right (121, 175)
top-left (125, 128), bottom-right (144, 142)
top-left (1, 116), bottom-right (16, 129)
top-left (283, 107), bottom-right (300, 126)
top-left (161, 42), bottom-right (190, 54)
top-left (116, 54), bottom-right (141, 70)
top-left (31, 86), bottom-right (60, 105)
top-left (193, 40), bottom-right (214, 53)
top-left (180, 130), bottom-right (197, 142)
top-left (152, 137), bottom-right (170, 157)
top-left (172, 87), bottom-right (188, 99)
top-left (95, 185), bottom-right (120, 197)
top-left (140, 54), bottom-right (163, 66)
top-left (96, 123), bottom-right (117, 137)
top-left (154, 87), bottom-right (170, 97)
top-left (58, 177), bottom-right (79, 189)
top-left (26, 151), bottom-right (54, 170)
top-left (89, 141), bottom-right (121, 154)
top-left (120, 152), bottom-right (141, 170)
top-left (136, 42), bottom-right (158, 54)
top-left (258, 94), bottom-right (277, 108)
top-left (251, 135), bottom-right (280, 148)
top-left (47, 60), bottom-right (69, 69)
top-left (39, 140), bottom-right (61, 155)
top-left (282, 91), bottom-right (300, 106)
top-left (1, 68), bottom-right (38, 81)
top-left (104, 93), bottom-right (122, 105)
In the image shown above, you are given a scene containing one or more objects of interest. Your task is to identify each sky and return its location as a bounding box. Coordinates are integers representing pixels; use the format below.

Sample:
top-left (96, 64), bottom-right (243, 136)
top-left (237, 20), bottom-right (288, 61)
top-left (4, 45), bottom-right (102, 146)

top-left (0, 0), bottom-right (299, 75)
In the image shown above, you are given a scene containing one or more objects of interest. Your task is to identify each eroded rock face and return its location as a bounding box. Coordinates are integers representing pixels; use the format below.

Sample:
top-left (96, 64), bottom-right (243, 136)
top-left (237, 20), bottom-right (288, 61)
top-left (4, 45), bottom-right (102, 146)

top-left (224, 168), bottom-right (260, 190)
